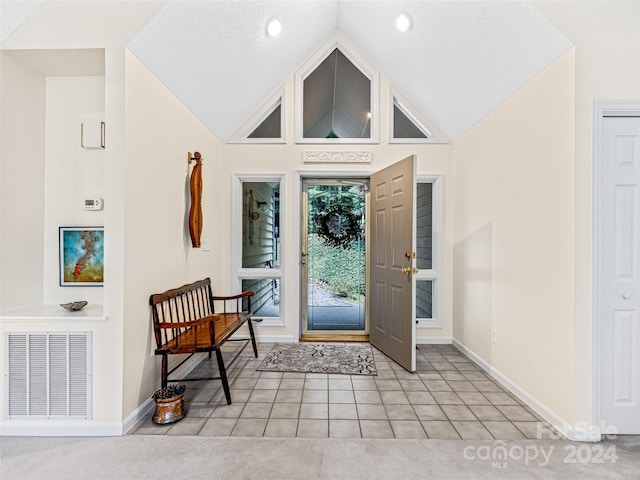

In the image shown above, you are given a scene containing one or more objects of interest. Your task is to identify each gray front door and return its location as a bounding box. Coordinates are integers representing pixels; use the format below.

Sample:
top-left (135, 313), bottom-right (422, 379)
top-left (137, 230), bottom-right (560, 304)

top-left (369, 156), bottom-right (417, 371)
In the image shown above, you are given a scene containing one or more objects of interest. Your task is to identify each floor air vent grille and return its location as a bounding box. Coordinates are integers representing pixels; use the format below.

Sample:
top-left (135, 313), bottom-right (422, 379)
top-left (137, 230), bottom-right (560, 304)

top-left (6, 332), bottom-right (92, 418)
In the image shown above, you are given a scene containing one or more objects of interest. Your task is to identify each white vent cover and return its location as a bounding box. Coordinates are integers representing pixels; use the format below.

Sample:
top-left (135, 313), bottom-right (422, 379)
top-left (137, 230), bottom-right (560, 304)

top-left (5, 332), bottom-right (92, 419)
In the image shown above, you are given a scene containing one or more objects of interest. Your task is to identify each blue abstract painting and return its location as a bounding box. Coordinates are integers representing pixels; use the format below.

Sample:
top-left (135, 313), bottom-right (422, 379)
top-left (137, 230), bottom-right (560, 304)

top-left (59, 227), bottom-right (104, 286)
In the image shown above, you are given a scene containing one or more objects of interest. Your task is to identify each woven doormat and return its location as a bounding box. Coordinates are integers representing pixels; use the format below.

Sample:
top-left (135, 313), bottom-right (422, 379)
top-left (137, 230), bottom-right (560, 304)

top-left (257, 343), bottom-right (377, 376)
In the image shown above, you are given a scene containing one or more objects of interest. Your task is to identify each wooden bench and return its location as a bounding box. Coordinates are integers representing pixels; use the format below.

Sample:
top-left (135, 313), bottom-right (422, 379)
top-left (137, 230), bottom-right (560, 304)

top-left (150, 277), bottom-right (257, 404)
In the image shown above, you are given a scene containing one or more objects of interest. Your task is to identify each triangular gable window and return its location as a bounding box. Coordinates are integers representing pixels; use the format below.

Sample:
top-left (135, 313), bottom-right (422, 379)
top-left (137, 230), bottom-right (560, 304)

top-left (390, 89), bottom-right (447, 144)
top-left (228, 87), bottom-right (285, 143)
top-left (249, 104), bottom-right (281, 139)
top-left (394, 103), bottom-right (427, 139)
top-left (295, 33), bottom-right (379, 144)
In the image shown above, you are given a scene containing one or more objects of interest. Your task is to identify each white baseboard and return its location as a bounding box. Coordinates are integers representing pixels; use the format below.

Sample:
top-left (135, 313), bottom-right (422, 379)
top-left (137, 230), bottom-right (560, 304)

top-left (170, 352), bottom-right (208, 380)
top-left (122, 397), bottom-right (155, 435)
top-left (416, 336), bottom-right (452, 344)
top-left (122, 352), bottom-right (209, 434)
top-left (452, 338), bottom-right (577, 442)
top-left (1, 354), bottom-right (208, 437)
top-left (0, 421), bottom-right (122, 436)
top-left (256, 334), bottom-right (296, 343)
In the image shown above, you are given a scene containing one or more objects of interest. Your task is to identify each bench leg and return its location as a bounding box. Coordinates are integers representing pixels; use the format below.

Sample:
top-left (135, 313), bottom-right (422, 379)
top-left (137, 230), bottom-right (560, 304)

top-left (247, 318), bottom-right (258, 358)
top-left (161, 354), bottom-right (168, 389)
top-left (215, 348), bottom-right (232, 405)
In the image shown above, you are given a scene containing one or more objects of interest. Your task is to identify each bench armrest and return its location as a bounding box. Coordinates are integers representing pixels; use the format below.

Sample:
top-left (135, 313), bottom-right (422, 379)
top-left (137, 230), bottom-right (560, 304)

top-left (212, 291), bottom-right (254, 301)
top-left (212, 291), bottom-right (254, 315)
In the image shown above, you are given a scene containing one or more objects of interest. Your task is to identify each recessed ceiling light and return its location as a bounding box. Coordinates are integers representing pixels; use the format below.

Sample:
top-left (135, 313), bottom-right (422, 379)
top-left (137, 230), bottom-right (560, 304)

top-left (266, 17), bottom-right (282, 37)
top-left (396, 12), bottom-right (413, 32)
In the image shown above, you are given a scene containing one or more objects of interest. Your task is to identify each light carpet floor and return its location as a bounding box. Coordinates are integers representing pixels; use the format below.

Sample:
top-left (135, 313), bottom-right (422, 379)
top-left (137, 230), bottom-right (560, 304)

top-left (2, 435), bottom-right (639, 479)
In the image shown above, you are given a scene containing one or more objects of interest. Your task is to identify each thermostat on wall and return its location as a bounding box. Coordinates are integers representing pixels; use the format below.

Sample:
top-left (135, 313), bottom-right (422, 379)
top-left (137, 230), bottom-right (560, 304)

top-left (84, 198), bottom-right (104, 210)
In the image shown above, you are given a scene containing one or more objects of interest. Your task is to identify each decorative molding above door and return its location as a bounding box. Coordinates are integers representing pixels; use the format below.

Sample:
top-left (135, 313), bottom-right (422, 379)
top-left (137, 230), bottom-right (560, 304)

top-left (303, 151), bottom-right (372, 164)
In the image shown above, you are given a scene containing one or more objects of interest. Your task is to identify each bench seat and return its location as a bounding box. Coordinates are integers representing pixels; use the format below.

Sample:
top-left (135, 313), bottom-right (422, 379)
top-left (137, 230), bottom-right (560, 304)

top-left (157, 312), bottom-right (251, 354)
top-left (150, 278), bottom-right (257, 404)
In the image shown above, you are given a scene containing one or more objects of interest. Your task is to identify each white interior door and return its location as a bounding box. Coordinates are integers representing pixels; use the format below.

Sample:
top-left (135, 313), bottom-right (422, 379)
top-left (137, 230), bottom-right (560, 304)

top-left (599, 114), bottom-right (640, 434)
top-left (369, 156), bottom-right (416, 371)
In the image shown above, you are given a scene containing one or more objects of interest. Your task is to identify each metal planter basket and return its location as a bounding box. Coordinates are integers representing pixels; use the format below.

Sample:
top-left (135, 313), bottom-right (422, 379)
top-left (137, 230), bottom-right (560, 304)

top-left (152, 385), bottom-right (187, 424)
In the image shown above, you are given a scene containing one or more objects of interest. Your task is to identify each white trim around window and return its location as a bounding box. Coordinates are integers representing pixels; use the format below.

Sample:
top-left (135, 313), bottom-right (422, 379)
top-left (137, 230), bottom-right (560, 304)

top-left (415, 174), bottom-right (443, 328)
top-left (389, 87), bottom-right (448, 145)
top-left (294, 31), bottom-right (380, 144)
top-left (227, 87), bottom-right (286, 144)
top-left (233, 173), bottom-right (286, 327)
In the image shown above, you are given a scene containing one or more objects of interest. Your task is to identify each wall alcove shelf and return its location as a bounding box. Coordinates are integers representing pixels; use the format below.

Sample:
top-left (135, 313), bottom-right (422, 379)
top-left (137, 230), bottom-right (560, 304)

top-left (0, 304), bottom-right (108, 323)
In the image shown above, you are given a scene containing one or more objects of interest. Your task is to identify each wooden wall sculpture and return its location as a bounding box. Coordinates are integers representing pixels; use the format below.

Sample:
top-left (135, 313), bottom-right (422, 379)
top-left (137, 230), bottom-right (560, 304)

top-left (188, 151), bottom-right (203, 248)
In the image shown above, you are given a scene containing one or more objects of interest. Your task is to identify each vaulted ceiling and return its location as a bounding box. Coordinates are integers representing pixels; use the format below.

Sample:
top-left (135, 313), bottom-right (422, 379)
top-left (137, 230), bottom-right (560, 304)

top-left (2, 0), bottom-right (572, 142)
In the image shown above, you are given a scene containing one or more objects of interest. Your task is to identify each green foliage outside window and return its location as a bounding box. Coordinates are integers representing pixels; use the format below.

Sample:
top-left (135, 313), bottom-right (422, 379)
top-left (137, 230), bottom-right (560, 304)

top-left (307, 235), bottom-right (365, 300)
top-left (306, 184), bottom-right (366, 301)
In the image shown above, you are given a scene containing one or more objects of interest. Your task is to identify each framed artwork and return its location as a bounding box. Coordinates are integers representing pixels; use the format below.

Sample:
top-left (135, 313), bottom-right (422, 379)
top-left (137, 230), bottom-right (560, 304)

top-left (59, 227), bottom-right (104, 286)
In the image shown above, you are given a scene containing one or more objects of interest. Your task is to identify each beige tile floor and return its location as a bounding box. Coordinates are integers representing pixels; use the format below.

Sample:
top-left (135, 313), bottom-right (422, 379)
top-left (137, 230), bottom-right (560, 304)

top-left (131, 343), bottom-right (562, 440)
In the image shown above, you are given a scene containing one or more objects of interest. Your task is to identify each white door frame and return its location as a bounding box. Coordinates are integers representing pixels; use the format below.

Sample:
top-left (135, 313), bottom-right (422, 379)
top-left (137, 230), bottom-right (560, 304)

top-left (592, 99), bottom-right (640, 440)
top-left (294, 169), bottom-right (373, 342)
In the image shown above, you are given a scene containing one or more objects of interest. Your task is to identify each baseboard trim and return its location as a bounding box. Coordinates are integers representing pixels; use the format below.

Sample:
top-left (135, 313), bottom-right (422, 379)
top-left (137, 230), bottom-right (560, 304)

top-left (452, 338), bottom-right (579, 442)
top-left (0, 421), bottom-right (122, 436)
top-left (416, 336), bottom-right (452, 344)
top-left (256, 335), bottom-right (296, 343)
top-left (123, 352), bottom-right (210, 434)
top-left (122, 397), bottom-right (155, 435)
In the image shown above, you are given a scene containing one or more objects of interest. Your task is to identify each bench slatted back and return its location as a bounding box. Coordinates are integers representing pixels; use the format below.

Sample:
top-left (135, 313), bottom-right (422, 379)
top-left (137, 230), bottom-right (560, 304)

top-left (150, 278), bottom-right (214, 350)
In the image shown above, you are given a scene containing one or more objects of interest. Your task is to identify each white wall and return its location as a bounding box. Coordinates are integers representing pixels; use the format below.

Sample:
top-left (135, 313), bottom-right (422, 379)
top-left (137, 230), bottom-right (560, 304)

top-left (220, 71), bottom-right (455, 344)
top-left (1, 0), bottom-right (455, 432)
top-left (122, 50), bottom-right (223, 418)
top-left (453, 49), bottom-right (575, 424)
top-left (9, 1), bottom-right (633, 434)
top-left (43, 76), bottom-right (105, 305)
top-left (0, 52), bottom-right (45, 310)
top-left (0, 1), bottom-right (166, 434)
top-left (534, 0), bottom-right (640, 427)
top-left (121, 49), bottom-right (455, 418)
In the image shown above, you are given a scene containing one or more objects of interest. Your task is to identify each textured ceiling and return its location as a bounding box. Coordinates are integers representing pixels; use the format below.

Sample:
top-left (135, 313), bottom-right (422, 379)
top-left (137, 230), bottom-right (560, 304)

top-left (128, 1), bottom-right (340, 141)
top-left (3, 0), bottom-right (572, 142)
top-left (338, 1), bottom-right (572, 140)
top-left (129, 0), bottom-right (571, 141)
top-left (0, 0), bottom-right (43, 44)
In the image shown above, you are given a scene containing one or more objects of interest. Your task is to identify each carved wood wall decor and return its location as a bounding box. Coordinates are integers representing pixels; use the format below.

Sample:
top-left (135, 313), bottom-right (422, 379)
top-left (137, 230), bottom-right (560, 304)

top-left (188, 151), bottom-right (203, 248)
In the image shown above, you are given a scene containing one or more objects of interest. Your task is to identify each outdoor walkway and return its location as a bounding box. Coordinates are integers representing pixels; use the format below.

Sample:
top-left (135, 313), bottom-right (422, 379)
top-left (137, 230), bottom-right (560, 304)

top-left (253, 280), bottom-right (365, 331)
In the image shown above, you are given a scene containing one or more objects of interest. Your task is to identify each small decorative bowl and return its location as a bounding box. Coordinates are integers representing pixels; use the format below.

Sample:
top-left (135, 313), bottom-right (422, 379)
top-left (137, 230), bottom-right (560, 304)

top-left (60, 301), bottom-right (88, 311)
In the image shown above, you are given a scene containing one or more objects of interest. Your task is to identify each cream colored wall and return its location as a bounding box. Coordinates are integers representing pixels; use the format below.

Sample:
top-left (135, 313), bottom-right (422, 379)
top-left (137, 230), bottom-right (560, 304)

top-left (0, 1), bottom-right (166, 433)
top-left (43, 76), bottom-right (105, 305)
top-left (9, 0), bottom-right (632, 433)
top-left (221, 73), bottom-right (455, 343)
top-left (535, 0), bottom-right (640, 427)
top-left (122, 51), bottom-right (223, 417)
top-left (0, 52), bottom-right (45, 310)
top-left (121, 39), bottom-right (455, 419)
top-left (453, 49), bottom-right (576, 422)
